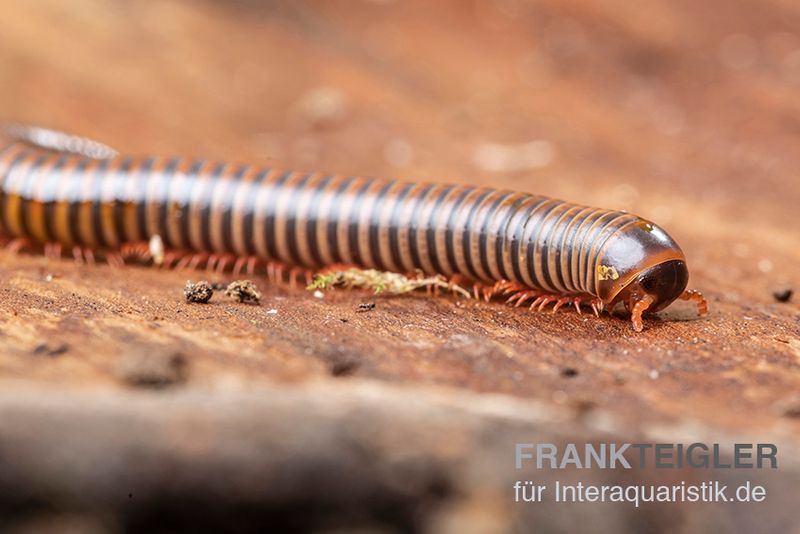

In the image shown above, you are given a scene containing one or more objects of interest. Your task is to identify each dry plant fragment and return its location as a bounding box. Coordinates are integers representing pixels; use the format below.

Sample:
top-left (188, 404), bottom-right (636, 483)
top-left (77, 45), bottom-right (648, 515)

top-left (307, 268), bottom-right (470, 297)
top-left (225, 280), bottom-right (262, 304)
top-left (184, 280), bottom-right (213, 303)
top-left (149, 235), bottom-right (165, 265)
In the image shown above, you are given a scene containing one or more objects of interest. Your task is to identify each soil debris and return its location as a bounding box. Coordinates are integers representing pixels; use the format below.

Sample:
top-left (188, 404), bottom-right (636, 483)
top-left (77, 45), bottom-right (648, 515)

top-left (225, 280), bottom-right (262, 304)
top-left (32, 342), bottom-right (69, 357)
top-left (560, 367), bottom-right (578, 378)
top-left (330, 359), bottom-right (359, 377)
top-left (119, 349), bottom-right (189, 389)
top-left (773, 289), bottom-right (793, 303)
top-left (356, 302), bottom-right (376, 313)
top-left (184, 280), bottom-right (214, 303)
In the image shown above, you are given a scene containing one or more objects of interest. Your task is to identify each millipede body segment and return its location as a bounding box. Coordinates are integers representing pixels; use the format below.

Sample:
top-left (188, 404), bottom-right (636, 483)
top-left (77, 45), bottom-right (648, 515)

top-left (0, 125), bottom-right (707, 331)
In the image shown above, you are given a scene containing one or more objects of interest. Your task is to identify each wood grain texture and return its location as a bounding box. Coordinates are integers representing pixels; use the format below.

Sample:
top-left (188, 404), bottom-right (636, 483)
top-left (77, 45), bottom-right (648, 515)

top-left (0, 0), bottom-right (798, 531)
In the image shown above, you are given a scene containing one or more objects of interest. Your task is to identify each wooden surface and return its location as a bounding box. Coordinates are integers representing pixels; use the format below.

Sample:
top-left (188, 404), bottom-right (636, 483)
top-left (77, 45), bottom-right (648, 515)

top-left (0, 1), bottom-right (799, 532)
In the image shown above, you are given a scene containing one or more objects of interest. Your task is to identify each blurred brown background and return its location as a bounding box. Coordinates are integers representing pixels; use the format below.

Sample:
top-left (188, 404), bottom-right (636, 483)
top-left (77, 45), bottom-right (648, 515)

top-left (0, 1), bottom-right (799, 532)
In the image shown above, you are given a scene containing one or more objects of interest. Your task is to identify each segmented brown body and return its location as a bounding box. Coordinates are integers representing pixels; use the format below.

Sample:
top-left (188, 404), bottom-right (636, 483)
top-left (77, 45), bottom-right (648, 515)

top-left (0, 127), bottom-right (706, 330)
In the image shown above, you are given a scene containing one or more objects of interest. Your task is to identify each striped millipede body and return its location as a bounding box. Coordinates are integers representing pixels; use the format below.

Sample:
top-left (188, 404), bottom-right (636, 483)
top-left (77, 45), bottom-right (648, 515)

top-left (0, 125), bottom-right (707, 331)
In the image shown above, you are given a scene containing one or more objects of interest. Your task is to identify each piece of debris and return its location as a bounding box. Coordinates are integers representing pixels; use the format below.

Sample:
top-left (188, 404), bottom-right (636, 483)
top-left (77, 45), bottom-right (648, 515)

top-left (32, 342), bottom-right (69, 357)
top-left (308, 268), bottom-right (470, 297)
top-left (184, 280), bottom-right (214, 303)
top-left (293, 86), bottom-right (348, 128)
top-left (773, 288), bottom-right (793, 303)
top-left (356, 302), bottom-right (376, 313)
top-left (119, 349), bottom-right (189, 389)
top-left (225, 280), bottom-right (262, 304)
top-left (149, 234), bottom-right (165, 265)
top-left (560, 367), bottom-right (578, 378)
top-left (313, 290), bottom-right (325, 299)
top-left (329, 359), bottom-right (359, 377)
top-left (266, 308), bottom-right (278, 314)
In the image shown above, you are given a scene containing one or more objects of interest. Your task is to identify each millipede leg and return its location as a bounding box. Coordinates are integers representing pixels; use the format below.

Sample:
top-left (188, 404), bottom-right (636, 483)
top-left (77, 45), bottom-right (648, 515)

top-left (215, 255), bottom-right (234, 274)
top-left (136, 242), bottom-right (151, 261)
top-left (285, 266), bottom-right (315, 288)
top-left (528, 296), bottom-right (545, 309)
top-left (267, 262), bottom-right (286, 284)
top-left (444, 274), bottom-right (473, 297)
top-left (253, 259), bottom-right (315, 287)
top-left (535, 295), bottom-right (559, 311)
top-left (506, 290), bottom-right (542, 307)
top-left (483, 280), bottom-right (518, 301)
top-left (590, 298), bottom-right (602, 317)
top-left (288, 267), bottom-right (302, 289)
top-left (679, 289), bottom-right (708, 316)
top-left (107, 252), bottom-right (125, 269)
top-left (472, 284), bottom-right (481, 300)
top-left (6, 238), bottom-right (30, 254)
top-left (233, 256), bottom-right (247, 276)
top-left (44, 242), bottom-right (62, 260)
top-left (630, 294), bottom-right (655, 332)
top-left (161, 251), bottom-right (185, 269)
top-left (552, 296), bottom-right (572, 312)
top-left (174, 255), bottom-right (192, 270)
top-left (206, 254), bottom-right (220, 272)
top-left (187, 253), bottom-right (208, 270)
top-left (120, 242), bottom-right (151, 263)
top-left (502, 291), bottom-right (602, 317)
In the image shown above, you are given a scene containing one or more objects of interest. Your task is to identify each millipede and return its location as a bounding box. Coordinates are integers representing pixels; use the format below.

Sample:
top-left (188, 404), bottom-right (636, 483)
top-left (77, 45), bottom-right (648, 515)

top-left (0, 124), bottom-right (707, 331)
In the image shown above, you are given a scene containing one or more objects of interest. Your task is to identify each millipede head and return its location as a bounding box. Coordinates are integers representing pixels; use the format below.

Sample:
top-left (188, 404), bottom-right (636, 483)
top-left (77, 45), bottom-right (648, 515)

top-left (613, 259), bottom-right (692, 331)
top-left (593, 218), bottom-right (702, 331)
top-left (632, 259), bottom-right (689, 313)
